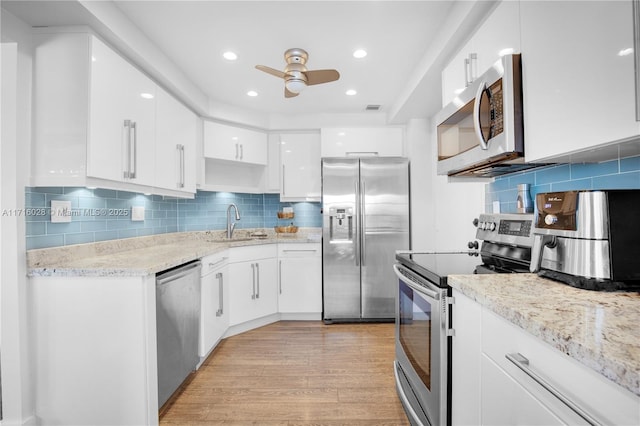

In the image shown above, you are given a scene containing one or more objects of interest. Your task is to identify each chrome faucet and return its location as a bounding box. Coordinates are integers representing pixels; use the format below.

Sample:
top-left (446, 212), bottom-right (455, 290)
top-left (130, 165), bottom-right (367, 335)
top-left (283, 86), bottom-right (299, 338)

top-left (226, 203), bottom-right (241, 239)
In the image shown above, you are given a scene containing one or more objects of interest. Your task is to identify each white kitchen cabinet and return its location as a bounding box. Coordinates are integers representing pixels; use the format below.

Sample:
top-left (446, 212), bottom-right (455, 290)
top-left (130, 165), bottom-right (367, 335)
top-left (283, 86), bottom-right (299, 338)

top-left (441, 1), bottom-right (521, 106)
top-left (277, 243), bottom-right (322, 318)
top-left (155, 87), bottom-right (197, 193)
top-left (452, 288), bottom-right (640, 426)
top-left (521, 0), bottom-right (640, 162)
top-left (29, 275), bottom-right (158, 426)
top-left (203, 121), bottom-right (267, 165)
top-left (199, 251), bottom-right (229, 360)
top-left (88, 35), bottom-right (156, 187)
top-left (320, 127), bottom-right (404, 158)
top-left (280, 132), bottom-right (321, 201)
top-left (31, 30), bottom-right (196, 197)
top-left (228, 245), bottom-right (278, 326)
top-left (265, 133), bottom-right (281, 193)
top-left (451, 289), bottom-right (481, 426)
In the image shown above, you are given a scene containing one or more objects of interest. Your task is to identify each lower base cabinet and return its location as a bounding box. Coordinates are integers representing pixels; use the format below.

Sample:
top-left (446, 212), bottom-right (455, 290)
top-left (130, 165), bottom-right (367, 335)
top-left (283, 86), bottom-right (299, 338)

top-left (277, 243), bottom-right (322, 316)
top-left (199, 252), bottom-right (229, 359)
top-left (228, 245), bottom-right (278, 326)
top-left (452, 289), bottom-right (640, 426)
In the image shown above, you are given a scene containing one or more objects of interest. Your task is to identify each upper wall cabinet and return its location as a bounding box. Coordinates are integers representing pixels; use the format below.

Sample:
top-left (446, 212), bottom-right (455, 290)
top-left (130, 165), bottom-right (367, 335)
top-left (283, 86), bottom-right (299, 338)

top-left (31, 31), bottom-right (197, 196)
top-left (155, 87), bottom-right (197, 193)
top-left (203, 121), bottom-right (267, 165)
top-left (441, 1), bottom-right (521, 107)
top-left (280, 133), bottom-right (321, 202)
top-left (320, 127), bottom-right (404, 158)
top-left (521, 0), bottom-right (640, 162)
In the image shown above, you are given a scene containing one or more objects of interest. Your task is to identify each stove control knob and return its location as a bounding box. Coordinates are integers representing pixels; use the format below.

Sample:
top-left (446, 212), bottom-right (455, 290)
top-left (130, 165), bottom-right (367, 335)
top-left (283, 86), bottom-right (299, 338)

top-left (544, 214), bottom-right (558, 226)
top-left (468, 240), bottom-right (479, 249)
top-left (473, 218), bottom-right (479, 227)
top-left (489, 222), bottom-right (496, 231)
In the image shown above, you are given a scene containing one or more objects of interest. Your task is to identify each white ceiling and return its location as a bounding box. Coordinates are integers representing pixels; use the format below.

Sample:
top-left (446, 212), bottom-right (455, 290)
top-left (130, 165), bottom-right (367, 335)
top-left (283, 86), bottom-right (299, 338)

top-left (3, 0), bottom-right (461, 120)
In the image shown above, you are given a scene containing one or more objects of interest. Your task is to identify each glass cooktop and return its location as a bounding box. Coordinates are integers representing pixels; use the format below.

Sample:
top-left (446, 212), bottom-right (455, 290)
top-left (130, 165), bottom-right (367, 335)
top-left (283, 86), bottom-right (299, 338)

top-left (395, 251), bottom-right (483, 287)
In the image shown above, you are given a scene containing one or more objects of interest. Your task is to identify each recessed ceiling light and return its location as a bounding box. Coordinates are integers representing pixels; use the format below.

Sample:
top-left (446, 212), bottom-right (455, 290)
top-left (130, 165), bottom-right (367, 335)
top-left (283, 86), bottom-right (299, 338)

top-left (223, 51), bottom-right (238, 61)
top-left (140, 93), bottom-right (154, 99)
top-left (346, 89), bottom-right (357, 96)
top-left (353, 49), bottom-right (367, 59)
top-left (247, 90), bottom-right (258, 97)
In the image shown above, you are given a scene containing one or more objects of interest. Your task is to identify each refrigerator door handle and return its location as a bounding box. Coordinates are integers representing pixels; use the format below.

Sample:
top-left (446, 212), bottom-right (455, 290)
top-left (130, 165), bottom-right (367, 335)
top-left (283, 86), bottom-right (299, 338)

top-left (354, 180), bottom-right (360, 267)
top-left (361, 180), bottom-right (366, 266)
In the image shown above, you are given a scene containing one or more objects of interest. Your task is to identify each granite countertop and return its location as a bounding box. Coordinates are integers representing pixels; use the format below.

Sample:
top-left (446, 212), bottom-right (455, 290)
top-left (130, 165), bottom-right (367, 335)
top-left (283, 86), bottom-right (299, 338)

top-left (27, 228), bottom-right (321, 277)
top-left (448, 273), bottom-right (640, 397)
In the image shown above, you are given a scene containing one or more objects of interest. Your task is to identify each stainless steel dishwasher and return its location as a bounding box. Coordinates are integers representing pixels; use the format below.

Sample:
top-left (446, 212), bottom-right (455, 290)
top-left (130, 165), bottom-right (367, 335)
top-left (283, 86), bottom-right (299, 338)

top-left (156, 260), bottom-right (202, 408)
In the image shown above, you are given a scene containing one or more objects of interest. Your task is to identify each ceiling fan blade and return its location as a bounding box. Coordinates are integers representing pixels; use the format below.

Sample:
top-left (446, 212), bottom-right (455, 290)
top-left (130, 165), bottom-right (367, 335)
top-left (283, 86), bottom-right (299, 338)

top-left (256, 65), bottom-right (287, 79)
top-left (305, 69), bottom-right (340, 85)
top-left (285, 87), bottom-right (299, 98)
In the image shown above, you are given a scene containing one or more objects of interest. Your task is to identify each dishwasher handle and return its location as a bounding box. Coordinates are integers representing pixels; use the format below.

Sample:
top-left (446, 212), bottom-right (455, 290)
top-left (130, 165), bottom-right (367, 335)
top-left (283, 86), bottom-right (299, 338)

top-left (156, 261), bottom-right (202, 286)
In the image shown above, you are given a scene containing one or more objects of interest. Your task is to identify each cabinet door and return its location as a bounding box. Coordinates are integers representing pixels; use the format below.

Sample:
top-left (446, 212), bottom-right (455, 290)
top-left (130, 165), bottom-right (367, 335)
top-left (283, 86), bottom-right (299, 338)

top-left (203, 121), bottom-right (267, 165)
top-left (320, 127), bottom-right (404, 157)
top-left (199, 264), bottom-right (228, 357)
top-left (441, 40), bottom-right (474, 107)
top-left (155, 87), bottom-right (197, 193)
top-left (253, 257), bottom-right (278, 319)
top-left (451, 290), bottom-right (482, 426)
top-left (278, 256), bottom-right (322, 314)
top-left (281, 133), bottom-right (321, 201)
top-left (88, 36), bottom-right (156, 186)
top-left (228, 260), bottom-right (256, 326)
top-left (521, 1), bottom-right (639, 162)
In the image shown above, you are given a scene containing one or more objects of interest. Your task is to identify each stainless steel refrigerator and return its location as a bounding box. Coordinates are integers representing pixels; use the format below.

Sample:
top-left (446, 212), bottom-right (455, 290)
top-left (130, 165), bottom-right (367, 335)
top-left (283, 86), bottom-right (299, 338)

top-left (322, 157), bottom-right (410, 322)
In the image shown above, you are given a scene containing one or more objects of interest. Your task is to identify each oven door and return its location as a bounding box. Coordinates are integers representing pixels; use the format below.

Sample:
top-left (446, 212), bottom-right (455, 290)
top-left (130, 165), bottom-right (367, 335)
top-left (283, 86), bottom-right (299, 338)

top-left (393, 263), bottom-right (451, 426)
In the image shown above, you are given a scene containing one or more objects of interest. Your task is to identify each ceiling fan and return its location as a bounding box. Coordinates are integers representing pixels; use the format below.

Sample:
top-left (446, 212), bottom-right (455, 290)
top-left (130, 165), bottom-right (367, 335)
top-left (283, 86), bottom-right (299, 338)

top-left (255, 48), bottom-right (340, 98)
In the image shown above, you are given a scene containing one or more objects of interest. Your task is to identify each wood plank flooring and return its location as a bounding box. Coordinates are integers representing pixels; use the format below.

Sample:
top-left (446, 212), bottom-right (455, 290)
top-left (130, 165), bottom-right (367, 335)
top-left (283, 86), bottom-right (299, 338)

top-left (160, 321), bottom-right (410, 425)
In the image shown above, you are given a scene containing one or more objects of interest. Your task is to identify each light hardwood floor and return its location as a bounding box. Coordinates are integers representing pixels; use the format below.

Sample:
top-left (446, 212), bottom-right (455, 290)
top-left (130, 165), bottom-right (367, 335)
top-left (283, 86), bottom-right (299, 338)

top-left (160, 321), bottom-right (410, 425)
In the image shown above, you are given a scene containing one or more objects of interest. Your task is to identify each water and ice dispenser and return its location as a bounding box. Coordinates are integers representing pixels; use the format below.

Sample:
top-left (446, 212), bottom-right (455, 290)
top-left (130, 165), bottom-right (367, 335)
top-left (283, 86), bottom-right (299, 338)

top-left (328, 207), bottom-right (354, 242)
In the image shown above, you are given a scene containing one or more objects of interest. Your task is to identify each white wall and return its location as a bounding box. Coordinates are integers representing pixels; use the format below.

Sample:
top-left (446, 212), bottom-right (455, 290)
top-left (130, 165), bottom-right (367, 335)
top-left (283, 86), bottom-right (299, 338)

top-left (1, 9), bottom-right (34, 426)
top-left (406, 118), bottom-right (484, 251)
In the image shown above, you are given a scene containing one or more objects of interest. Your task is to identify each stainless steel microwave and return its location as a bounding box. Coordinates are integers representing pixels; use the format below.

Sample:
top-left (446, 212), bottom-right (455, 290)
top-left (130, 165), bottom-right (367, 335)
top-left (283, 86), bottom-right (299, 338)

top-left (436, 54), bottom-right (533, 177)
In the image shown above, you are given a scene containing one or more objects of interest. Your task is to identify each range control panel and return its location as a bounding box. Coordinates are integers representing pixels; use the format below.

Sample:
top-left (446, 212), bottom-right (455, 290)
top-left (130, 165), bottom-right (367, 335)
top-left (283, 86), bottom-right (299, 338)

top-left (474, 213), bottom-right (535, 248)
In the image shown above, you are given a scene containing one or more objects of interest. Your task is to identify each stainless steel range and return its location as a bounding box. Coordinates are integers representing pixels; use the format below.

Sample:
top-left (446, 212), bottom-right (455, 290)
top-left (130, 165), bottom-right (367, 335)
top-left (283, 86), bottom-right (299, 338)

top-left (393, 212), bottom-right (534, 426)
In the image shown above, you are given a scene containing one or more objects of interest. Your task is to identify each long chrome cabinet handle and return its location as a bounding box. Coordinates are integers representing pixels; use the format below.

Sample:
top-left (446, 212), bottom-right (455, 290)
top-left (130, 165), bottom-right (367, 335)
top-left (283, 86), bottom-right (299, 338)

top-left (123, 120), bottom-right (132, 179)
top-left (215, 272), bottom-right (223, 317)
top-left (634, 0), bottom-right (640, 121)
top-left (505, 353), bottom-right (603, 426)
top-left (235, 143), bottom-right (239, 159)
top-left (176, 144), bottom-right (185, 188)
top-left (278, 260), bottom-right (282, 294)
top-left (208, 257), bottom-right (228, 269)
top-left (251, 263), bottom-right (256, 299)
top-left (130, 121), bottom-right (138, 178)
top-left (256, 263), bottom-right (260, 299)
top-left (239, 144), bottom-right (243, 160)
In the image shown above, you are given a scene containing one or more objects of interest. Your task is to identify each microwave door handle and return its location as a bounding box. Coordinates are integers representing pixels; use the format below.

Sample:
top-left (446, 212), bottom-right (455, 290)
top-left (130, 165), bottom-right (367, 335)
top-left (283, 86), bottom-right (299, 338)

top-left (473, 81), bottom-right (489, 150)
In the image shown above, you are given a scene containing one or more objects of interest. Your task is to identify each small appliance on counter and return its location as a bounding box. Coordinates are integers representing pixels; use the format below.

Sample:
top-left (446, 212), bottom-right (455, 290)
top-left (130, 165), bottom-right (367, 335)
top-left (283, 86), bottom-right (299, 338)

top-left (530, 190), bottom-right (640, 291)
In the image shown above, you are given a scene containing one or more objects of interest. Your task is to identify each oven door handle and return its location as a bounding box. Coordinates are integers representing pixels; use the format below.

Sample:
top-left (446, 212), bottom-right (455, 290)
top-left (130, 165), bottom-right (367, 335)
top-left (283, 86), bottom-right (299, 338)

top-left (393, 264), bottom-right (440, 301)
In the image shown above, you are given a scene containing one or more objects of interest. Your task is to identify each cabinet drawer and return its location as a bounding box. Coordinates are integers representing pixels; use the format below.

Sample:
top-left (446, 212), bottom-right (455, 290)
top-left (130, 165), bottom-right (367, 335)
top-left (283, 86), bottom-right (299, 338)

top-left (278, 243), bottom-right (321, 258)
top-left (482, 308), bottom-right (639, 425)
top-left (228, 244), bottom-right (277, 263)
top-left (201, 250), bottom-right (229, 275)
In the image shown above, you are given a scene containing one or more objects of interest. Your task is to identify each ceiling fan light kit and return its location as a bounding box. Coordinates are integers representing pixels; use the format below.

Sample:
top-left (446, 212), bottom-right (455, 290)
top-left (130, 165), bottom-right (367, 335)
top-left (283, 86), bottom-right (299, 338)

top-left (256, 48), bottom-right (340, 98)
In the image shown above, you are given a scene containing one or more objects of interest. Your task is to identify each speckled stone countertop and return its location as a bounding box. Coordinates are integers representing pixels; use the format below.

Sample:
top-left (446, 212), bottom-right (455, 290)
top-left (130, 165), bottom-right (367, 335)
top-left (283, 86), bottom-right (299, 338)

top-left (27, 228), bottom-right (321, 277)
top-left (448, 273), bottom-right (640, 397)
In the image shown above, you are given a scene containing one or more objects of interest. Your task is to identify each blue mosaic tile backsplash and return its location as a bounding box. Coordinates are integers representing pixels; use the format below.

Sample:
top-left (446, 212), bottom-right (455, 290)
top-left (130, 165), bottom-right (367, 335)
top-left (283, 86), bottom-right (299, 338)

top-left (25, 188), bottom-right (322, 249)
top-left (486, 156), bottom-right (640, 213)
